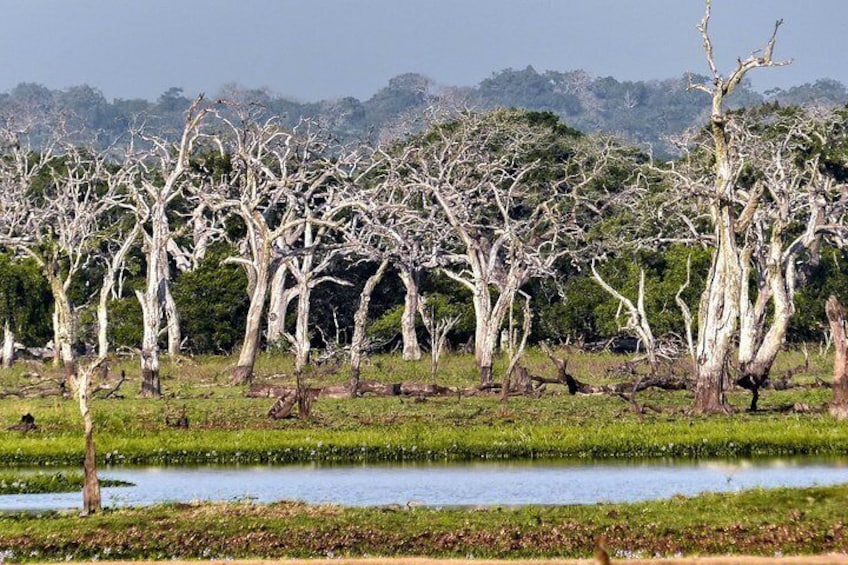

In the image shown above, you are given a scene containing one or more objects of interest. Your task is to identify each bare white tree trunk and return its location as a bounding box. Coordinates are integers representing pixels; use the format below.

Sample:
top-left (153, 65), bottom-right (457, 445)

top-left (163, 283), bottom-right (181, 357)
top-left (292, 279), bottom-right (312, 375)
top-left (96, 297), bottom-right (109, 361)
top-left (694, 219), bottom-right (741, 413)
top-left (418, 298), bottom-right (460, 382)
top-left (233, 243), bottom-right (272, 384)
top-left (470, 281), bottom-right (497, 386)
top-left (826, 295), bottom-right (848, 419)
top-left (688, 0), bottom-right (789, 413)
top-left (137, 205), bottom-right (164, 398)
top-left (501, 293), bottom-right (532, 401)
top-left (675, 254), bottom-right (696, 368)
top-left (48, 273), bottom-right (76, 373)
top-left (349, 259), bottom-right (389, 394)
top-left (2, 320), bottom-right (14, 369)
top-left (70, 356), bottom-right (106, 516)
top-left (158, 243), bottom-right (181, 357)
top-left (468, 274), bottom-right (520, 387)
top-left (398, 267), bottom-right (422, 361)
top-left (265, 261), bottom-right (291, 347)
top-left (737, 241), bottom-right (797, 410)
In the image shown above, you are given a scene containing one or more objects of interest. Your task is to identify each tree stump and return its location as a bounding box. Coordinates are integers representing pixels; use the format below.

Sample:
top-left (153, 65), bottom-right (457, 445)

top-left (7, 413), bottom-right (37, 432)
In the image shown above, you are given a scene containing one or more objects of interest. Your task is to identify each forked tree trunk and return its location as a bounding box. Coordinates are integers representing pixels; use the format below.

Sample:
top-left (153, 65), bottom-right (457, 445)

top-left (2, 320), bottom-right (14, 369)
top-left (398, 267), bottom-right (422, 361)
top-left (737, 259), bottom-right (795, 411)
top-left (826, 295), bottom-right (848, 419)
top-left (349, 259), bottom-right (389, 396)
top-left (135, 283), bottom-right (162, 399)
top-left (471, 279), bottom-right (520, 388)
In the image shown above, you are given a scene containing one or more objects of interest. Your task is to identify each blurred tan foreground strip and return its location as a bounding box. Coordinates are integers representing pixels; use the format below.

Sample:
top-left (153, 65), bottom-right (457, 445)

top-left (34, 556), bottom-right (848, 565)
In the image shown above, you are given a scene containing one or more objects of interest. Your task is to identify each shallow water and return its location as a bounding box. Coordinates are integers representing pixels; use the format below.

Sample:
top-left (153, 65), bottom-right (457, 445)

top-left (2, 457), bottom-right (847, 512)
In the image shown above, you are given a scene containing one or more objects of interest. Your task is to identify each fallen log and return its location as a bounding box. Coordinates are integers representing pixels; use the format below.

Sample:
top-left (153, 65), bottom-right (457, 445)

top-left (0, 377), bottom-right (64, 399)
top-left (399, 382), bottom-right (454, 396)
top-left (540, 342), bottom-right (689, 396)
top-left (251, 380), bottom-right (459, 401)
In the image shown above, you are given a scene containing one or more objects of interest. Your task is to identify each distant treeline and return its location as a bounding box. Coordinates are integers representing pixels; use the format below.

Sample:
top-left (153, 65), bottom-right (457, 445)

top-left (2, 67), bottom-right (846, 156)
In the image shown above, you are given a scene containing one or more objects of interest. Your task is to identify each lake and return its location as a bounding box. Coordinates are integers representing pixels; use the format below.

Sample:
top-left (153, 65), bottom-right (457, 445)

top-left (2, 456), bottom-right (846, 512)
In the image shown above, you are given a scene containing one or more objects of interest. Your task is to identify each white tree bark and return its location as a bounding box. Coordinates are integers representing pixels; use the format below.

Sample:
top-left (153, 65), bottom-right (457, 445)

top-left (202, 108), bottom-right (352, 382)
top-left (686, 1), bottom-right (790, 413)
top-left (96, 223), bottom-right (140, 357)
top-left (231, 236), bottom-right (273, 385)
top-left (127, 96), bottom-right (211, 396)
top-left (391, 109), bottom-right (620, 386)
top-left (265, 262), bottom-right (292, 347)
top-left (398, 268), bottom-right (422, 361)
top-left (2, 320), bottom-right (14, 369)
top-left (68, 355), bottom-right (107, 516)
top-left (591, 262), bottom-right (657, 369)
top-left (349, 259), bottom-right (390, 394)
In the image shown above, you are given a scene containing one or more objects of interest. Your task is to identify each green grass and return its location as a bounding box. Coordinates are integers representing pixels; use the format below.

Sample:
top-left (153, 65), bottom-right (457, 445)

top-left (1, 483), bottom-right (846, 560)
top-left (0, 471), bottom-right (132, 494)
top-left (1, 348), bottom-right (846, 561)
top-left (0, 348), bottom-right (845, 466)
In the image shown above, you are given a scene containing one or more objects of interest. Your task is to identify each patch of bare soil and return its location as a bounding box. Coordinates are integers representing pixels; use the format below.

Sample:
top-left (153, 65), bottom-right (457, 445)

top-left (31, 555), bottom-right (848, 565)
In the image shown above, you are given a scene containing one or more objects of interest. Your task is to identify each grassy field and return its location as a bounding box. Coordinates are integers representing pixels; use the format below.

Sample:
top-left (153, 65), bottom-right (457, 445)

top-left (1, 484), bottom-right (846, 560)
top-left (0, 347), bottom-right (844, 465)
top-left (1, 347), bottom-right (846, 561)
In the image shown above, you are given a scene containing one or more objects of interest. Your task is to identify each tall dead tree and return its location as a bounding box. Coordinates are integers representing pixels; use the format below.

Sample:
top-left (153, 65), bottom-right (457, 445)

top-left (125, 96), bottom-right (212, 397)
top-left (347, 258), bottom-right (390, 394)
top-left (0, 128), bottom-right (123, 380)
top-left (591, 261), bottom-right (658, 370)
top-left (204, 111), bottom-right (336, 384)
top-left (683, 0), bottom-right (790, 413)
top-left (396, 109), bottom-right (631, 386)
top-left (731, 109), bottom-right (848, 410)
top-left (72, 354), bottom-right (107, 516)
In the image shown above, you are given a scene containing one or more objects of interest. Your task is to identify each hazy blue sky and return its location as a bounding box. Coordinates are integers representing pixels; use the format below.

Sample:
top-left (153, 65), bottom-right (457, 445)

top-left (1, 1), bottom-right (845, 102)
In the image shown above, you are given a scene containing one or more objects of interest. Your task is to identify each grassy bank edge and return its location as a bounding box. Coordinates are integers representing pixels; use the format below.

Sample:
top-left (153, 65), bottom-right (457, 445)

top-left (3, 415), bottom-right (848, 466)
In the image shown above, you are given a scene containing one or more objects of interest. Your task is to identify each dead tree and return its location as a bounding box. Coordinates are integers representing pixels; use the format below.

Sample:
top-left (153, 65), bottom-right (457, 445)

top-left (677, 0), bottom-right (790, 413)
top-left (204, 110), bottom-right (347, 384)
top-left (395, 109), bottom-right (622, 386)
top-left (826, 296), bottom-right (848, 419)
top-left (590, 261), bottom-right (658, 371)
top-left (348, 258), bottom-right (390, 395)
top-left (0, 127), bottom-right (125, 381)
top-left (124, 96), bottom-right (212, 397)
top-left (418, 297), bottom-right (461, 383)
top-left (500, 292), bottom-right (532, 401)
top-left (73, 356), bottom-right (107, 516)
